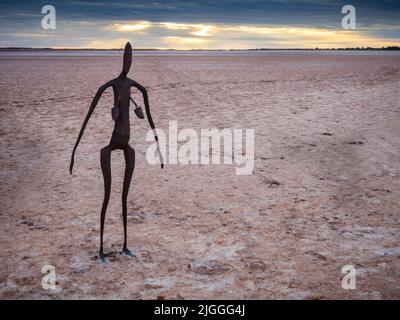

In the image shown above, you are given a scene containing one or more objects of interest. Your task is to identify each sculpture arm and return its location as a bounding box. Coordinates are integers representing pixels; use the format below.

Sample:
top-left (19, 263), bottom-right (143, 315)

top-left (70, 81), bottom-right (113, 174)
top-left (130, 79), bottom-right (164, 168)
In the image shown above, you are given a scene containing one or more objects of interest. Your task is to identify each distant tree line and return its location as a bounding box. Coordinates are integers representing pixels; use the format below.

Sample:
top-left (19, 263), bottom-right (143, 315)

top-left (0, 46), bottom-right (399, 51)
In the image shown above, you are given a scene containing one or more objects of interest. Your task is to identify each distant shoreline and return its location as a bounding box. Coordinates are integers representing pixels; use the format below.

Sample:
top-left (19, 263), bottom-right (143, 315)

top-left (0, 46), bottom-right (399, 51)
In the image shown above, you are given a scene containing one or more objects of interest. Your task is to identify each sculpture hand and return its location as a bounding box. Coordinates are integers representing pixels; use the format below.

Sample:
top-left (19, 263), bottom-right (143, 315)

top-left (159, 147), bottom-right (164, 169)
top-left (69, 154), bottom-right (75, 175)
top-left (156, 139), bottom-right (164, 169)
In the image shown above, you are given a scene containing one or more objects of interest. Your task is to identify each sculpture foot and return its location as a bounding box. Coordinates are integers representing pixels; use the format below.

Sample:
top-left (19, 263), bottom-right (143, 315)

top-left (99, 252), bottom-right (109, 264)
top-left (122, 247), bottom-right (136, 258)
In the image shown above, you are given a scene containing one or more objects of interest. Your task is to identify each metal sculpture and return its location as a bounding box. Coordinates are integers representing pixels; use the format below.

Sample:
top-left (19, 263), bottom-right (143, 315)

top-left (70, 42), bottom-right (163, 263)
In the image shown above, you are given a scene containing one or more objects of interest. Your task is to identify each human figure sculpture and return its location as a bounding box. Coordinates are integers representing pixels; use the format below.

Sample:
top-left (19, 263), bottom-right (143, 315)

top-left (70, 42), bottom-right (163, 264)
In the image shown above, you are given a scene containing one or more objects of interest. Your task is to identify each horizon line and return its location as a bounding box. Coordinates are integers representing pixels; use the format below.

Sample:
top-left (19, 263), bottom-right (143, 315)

top-left (1, 46), bottom-right (400, 51)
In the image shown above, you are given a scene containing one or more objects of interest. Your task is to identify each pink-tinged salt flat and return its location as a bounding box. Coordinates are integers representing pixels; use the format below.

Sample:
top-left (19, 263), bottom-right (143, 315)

top-left (0, 51), bottom-right (399, 299)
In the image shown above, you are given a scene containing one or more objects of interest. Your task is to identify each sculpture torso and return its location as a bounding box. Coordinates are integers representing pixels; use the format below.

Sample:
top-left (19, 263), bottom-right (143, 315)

top-left (113, 77), bottom-right (131, 107)
top-left (111, 77), bottom-right (133, 147)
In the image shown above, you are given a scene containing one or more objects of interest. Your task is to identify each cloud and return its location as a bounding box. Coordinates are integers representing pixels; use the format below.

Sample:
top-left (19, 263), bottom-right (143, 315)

top-left (106, 20), bottom-right (399, 49)
top-left (82, 38), bottom-right (131, 49)
top-left (0, 0), bottom-right (398, 49)
top-left (110, 21), bottom-right (152, 31)
top-left (162, 36), bottom-right (210, 49)
top-left (112, 21), bottom-right (214, 37)
top-left (191, 25), bottom-right (212, 37)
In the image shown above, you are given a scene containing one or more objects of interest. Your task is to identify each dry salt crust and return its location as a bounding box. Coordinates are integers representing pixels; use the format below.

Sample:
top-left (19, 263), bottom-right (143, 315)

top-left (0, 52), bottom-right (399, 299)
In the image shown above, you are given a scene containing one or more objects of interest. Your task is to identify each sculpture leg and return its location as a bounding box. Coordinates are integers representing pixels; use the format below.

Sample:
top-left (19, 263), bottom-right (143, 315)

top-left (99, 145), bottom-right (112, 264)
top-left (121, 144), bottom-right (136, 258)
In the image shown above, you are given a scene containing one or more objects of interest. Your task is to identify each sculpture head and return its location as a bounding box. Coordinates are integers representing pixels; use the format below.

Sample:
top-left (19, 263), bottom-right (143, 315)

top-left (119, 42), bottom-right (132, 78)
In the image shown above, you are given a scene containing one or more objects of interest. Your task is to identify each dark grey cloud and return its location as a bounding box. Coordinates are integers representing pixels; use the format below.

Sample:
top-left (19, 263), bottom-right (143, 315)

top-left (1, 0), bottom-right (399, 25)
top-left (0, 0), bottom-right (398, 48)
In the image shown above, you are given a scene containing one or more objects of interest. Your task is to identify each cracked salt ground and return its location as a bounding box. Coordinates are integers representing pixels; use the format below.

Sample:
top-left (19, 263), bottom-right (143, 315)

top-left (0, 52), bottom-right (400, 299)
top-left (189, 260), bottom-right (233, 275)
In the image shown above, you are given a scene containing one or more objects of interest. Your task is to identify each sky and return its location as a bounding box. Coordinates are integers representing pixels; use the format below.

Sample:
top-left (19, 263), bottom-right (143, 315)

top-left (0, 0), bottom-right (399, 49)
